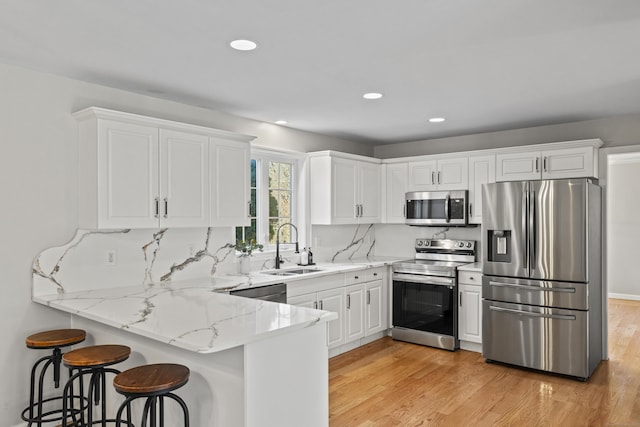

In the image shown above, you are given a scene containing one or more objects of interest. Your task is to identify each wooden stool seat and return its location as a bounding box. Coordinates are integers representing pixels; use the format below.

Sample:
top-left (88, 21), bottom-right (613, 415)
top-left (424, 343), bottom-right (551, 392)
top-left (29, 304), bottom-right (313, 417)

top-left (63, 344), bottom-right (131, 368)
top-left (26, 328), bottom-right (86, 349)
top-left (114, 364), bottom-right (190, 395)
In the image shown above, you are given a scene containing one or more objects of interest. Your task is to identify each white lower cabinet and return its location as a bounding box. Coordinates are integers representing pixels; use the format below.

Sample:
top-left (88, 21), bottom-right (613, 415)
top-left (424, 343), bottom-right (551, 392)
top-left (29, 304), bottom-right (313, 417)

top-left (458, 271), bottom-right (483, 346)
top-left (287, 267), bottom-right (389, 355)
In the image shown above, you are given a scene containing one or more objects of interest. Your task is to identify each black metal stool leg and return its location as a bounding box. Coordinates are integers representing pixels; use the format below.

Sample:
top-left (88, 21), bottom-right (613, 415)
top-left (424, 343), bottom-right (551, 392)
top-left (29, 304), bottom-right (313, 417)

top-left (166, 393), bottom-right (190, 427)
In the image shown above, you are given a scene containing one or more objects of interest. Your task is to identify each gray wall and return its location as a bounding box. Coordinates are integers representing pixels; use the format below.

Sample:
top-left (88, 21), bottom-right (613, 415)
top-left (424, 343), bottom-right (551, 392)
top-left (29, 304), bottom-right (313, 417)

top-left (374, 114), bottom-right (640, 158)
top-left (0, 61), bottom-right (370, 425)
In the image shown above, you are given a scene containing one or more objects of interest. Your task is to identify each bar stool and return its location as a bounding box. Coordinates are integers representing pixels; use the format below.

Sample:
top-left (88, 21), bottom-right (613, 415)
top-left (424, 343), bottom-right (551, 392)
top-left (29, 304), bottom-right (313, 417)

top-left (114, 363), bottom-right (190, 427)
top-left (62, 344), bottom-right (131, 426)
top-left (21, 328), bottom-right (87, 426)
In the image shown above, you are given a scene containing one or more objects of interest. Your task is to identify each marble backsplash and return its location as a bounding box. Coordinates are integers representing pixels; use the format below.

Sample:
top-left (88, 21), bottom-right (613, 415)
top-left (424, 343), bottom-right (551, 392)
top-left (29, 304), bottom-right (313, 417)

top-left (310, 224), bottom-right (376, 263)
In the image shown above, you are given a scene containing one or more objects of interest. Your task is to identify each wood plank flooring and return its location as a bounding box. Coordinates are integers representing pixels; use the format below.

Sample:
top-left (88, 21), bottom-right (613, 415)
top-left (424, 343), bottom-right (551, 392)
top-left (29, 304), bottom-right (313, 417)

top-left (329, 299), bottom-right (640, 426)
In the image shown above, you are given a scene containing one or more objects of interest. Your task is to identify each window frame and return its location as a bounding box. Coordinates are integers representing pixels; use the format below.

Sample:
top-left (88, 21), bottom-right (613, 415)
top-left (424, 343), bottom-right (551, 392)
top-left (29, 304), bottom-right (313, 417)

top-left (237, 149), bottom-right (302, 252)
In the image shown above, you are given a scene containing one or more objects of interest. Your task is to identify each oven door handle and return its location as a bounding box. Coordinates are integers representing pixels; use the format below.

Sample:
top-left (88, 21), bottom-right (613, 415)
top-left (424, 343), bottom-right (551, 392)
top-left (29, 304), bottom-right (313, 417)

top-left (393, 273), bottom-right (454, 287)
top-left (488, 281), bottom-right (576, 293)
top-left (489, 306), bottom-right (576, 321)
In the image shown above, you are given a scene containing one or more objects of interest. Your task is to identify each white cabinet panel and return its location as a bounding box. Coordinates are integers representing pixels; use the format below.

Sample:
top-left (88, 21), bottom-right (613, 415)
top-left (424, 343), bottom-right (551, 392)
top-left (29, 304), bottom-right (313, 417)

top-left (358, 161), bottom-right (381, 223)
top-left (365, 279), bottom-right (386, 335)
top-left (287, 293), bottom-right (317, 310)
top-left (385, 163), bottom-right (408, 223)
top-left (468, 155), bottom-right (496, 224)
top-left (160, 129), bottom-right (209, 227)
top-left (459, 284), bottom-right (482, 343)
top-left (98, 120), bottom-right (159, 228)
top-left (408, 157), bottom-right (468, 191)
top-left (210, 138), bottom-right (250, 227)
top-left (345, 284), bottom-right (365, 342)
top-left (319, 288), bottom-right (346, 348)
top-left (332, 157), bottom-right (359, 223)
top-left (496, 151), bottom-right (540, 182)
top-left (543, 146), bottom-right (595, 179)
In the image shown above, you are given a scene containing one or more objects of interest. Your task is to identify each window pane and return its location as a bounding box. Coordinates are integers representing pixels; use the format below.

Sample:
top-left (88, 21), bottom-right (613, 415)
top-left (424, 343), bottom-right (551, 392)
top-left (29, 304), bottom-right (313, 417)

top-left (250, 189), bottom-right (257, 217)
top-left (279, 191), bottom-right (291, 217)
top-left (269, 189), bottom-right (279, 217)
top-left (250, 159), bottom-right (257, 187)
top-left (236, 226), bottom-right (243, 243)
top-left (269, 218), bottom-right (279, 244)
top-left (279, 220), bottom-right (291, 243)
top-left (268, 162), bottom-right (279, 189)
top-left (279, 163), bottom-right (291, 190)
top-left (246, 219), bottom-right (257, 243)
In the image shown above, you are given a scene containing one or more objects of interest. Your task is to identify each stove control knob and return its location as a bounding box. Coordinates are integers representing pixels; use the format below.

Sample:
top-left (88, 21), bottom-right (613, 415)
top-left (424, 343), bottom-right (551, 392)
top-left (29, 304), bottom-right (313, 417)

top-left (458, 241), bottom-right (464, 248)
top-left (424, 241), bottom-right (430, 246)
top-left (466, 242), bottom-right (472, 248)
top-left (416, 240), bottom-right (423, 247)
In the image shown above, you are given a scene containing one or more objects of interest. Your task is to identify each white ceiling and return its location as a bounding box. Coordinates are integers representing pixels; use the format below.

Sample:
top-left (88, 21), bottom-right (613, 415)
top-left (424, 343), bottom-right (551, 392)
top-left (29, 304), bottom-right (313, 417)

top-left (2, 0), bottom-right (640, 145)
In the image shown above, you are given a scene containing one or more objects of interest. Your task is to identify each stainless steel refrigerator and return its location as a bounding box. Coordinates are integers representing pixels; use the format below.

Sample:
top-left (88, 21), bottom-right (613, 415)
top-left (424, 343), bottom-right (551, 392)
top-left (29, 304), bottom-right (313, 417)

top-left (481, 178), bottom-right (602, 379)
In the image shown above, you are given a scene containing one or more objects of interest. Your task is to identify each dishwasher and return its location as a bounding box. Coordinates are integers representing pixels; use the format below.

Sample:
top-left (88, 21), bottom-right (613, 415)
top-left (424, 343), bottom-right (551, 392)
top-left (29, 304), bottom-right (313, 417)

top-left (229, 283), bottom-right (287, 303)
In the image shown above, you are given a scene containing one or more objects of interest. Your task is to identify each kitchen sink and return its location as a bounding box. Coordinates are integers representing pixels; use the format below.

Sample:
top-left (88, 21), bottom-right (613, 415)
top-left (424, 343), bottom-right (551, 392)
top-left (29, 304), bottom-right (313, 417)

top-left (262, 268), bottom-right (323, 276)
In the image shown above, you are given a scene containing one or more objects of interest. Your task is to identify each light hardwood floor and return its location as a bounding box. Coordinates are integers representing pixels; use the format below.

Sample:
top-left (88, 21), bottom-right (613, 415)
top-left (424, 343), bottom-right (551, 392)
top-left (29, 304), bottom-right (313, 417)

top-left (329, 299), bottom-right (640, 426)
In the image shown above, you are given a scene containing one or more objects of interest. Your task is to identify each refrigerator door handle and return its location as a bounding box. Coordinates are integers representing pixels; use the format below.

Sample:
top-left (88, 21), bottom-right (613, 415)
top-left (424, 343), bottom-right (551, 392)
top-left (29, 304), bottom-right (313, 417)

top-left (529, 190), bottom-right (536, 269)
top-left (522, 190), bottom-right (528, 268)
top-left (489, 305), bottom-right (576, 321)
top-left (488, 281), bottom-right (577, 293)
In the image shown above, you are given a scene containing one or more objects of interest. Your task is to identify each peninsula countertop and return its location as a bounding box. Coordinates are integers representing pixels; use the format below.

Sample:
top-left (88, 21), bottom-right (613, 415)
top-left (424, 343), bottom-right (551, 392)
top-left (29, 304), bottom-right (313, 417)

top-left (33, 258), bottom-right (403, 355)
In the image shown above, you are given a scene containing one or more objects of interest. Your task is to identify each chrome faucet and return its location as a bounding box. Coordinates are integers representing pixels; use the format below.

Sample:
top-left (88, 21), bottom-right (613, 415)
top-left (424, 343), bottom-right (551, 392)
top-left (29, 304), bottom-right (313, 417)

top-left (275, 223), bottom-right (299, 269)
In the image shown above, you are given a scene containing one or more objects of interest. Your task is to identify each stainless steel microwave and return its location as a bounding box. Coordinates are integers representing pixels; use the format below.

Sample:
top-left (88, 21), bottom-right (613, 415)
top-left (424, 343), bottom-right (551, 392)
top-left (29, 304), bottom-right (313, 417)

top-left (405, 190), bottom-right (468, 226)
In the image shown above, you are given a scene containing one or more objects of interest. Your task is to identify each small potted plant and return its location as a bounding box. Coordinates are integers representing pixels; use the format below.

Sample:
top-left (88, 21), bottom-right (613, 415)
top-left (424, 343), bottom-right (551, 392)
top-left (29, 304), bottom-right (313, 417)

top-left (235, 239), bottom-right (263, 274)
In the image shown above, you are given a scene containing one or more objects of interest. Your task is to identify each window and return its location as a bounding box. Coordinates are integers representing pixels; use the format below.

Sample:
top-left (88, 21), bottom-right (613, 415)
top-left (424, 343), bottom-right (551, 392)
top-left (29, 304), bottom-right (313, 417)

top-left (236, 153), bottom-right (298, 249)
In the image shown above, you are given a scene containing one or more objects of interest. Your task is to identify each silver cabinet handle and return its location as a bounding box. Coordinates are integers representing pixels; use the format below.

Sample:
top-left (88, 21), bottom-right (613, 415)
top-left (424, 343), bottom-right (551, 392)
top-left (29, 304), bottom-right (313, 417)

top-left (367, 290), bottom-right (371, 305)
top-left (163, 197), bottom-right (168, 218)
top-left (535, 157), bottom-right (539, 172)
top-left (154, 197), bottom-right (159, 218)
top-left (313, 301), bottom-right (317, 309)
top-left (469, 202), bottom-right (473, 218)
top-left (543, 156), bottom-right (547, 172)
top-left (347, 294), bottom-right (351, 309)
top-left (438, 171), bottom-right (441, 184)
top-left (489, 306), bottom-right (576, 321)
top-left (319, 300), bottom-right (323, 310)
top-left (459, 291), bottom-right (462, 307)
top-left (488, 281), bottom-right (576, 293)
top-left (373, 272), bottom-right (378, 277)
top-left (431, 171), bottom-right (435, 185)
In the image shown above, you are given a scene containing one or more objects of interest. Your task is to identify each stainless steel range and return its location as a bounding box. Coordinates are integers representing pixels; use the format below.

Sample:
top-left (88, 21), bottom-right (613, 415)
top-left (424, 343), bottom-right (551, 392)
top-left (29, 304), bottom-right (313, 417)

top-left (392, 239), bottom-right (476, 351)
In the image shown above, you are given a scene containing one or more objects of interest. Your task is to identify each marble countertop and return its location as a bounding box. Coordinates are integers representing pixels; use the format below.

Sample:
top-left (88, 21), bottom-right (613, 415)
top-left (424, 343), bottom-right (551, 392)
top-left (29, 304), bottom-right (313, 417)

top-left (34, 257), bottom-right (403, 354)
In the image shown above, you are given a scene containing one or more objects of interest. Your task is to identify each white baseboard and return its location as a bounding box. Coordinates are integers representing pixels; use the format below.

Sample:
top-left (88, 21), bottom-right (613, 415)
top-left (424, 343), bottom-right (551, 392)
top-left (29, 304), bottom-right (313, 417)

top-left (608, 293), bottom-right (640, 301)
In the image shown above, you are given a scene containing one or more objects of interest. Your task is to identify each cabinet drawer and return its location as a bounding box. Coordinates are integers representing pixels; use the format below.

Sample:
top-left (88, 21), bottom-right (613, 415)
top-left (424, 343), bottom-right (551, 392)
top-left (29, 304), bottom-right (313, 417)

top-left (366, 267), bottom-right (386, 282)
top-left (345, 270), bottom-right (367, 285)
top-left (459, 271), bottom-right (482, 285)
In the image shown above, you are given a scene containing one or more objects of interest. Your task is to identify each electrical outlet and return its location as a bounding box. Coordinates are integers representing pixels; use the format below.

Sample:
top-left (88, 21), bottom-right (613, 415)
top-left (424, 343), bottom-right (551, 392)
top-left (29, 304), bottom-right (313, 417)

top-left (106, 250), bottom-right (117, 266)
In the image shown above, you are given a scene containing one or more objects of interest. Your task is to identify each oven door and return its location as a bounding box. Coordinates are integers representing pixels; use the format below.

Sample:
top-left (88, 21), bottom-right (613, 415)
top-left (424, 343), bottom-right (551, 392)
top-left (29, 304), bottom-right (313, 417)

top-left (392, 273), bottom-right (458, 349)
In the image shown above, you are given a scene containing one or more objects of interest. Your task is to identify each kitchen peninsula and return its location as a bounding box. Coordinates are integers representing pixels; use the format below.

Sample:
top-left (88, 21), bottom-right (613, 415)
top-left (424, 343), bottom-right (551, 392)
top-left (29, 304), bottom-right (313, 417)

top-left (32, 230), bottom-right (339, 427)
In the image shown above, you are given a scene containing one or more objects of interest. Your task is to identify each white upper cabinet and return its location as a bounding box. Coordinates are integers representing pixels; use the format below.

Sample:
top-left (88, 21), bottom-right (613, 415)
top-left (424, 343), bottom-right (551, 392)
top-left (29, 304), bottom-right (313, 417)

top-left (160, 129), bottom-right (210, 228)
top-left (384, 163), bottom-right (409, 224)
top-left (75, 107), bottom-right (254, 229)
top-left (309, 152), bottom-right (381, 225)
top-left (210, 137), bottom-right (250, 227)
top-left (496, 142), bottom-right (600, 182)
top-left (408, 157), bottom-right (468, 191)
top-left (468, 155), bottom-right (496, 224)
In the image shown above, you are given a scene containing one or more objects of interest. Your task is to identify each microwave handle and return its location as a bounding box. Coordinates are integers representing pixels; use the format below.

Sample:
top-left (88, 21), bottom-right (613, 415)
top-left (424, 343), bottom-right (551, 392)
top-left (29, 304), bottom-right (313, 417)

top-left (445, 194), bottom-right (450, 222)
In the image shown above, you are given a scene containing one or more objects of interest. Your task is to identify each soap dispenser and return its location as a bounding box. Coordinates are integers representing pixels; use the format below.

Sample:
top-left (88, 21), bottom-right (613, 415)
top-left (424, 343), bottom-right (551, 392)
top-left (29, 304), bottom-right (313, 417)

top-left (307, 247), bottom-right (314, 265)
top-left (300, 247), bottom-right (309, 266)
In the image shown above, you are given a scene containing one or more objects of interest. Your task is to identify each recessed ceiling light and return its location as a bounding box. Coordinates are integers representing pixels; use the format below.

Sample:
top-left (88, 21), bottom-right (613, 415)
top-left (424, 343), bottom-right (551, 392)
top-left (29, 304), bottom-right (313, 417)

top-left (275, 120), bottom-right (288, 125)
top-left (429, 117), bottom-right (446, 123)
top-left (363, 92), bottom-right (383, 100)
top-left (230, 39), bottom-right (257, 51)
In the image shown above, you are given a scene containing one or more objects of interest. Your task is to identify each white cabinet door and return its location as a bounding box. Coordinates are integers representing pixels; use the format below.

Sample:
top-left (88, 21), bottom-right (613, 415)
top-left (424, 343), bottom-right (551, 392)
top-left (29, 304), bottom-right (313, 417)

top-left (437, 157), bottom-right (468, 190)
top-left (358, 162), bottom-right (381, 223)
top-left (97, 120), bottom-right (159, 228)
top-left (542, 146), bottom-right (595, 179)
top-left (331, 157), bottom-right (358, 224)
top-left (496, 151), bottom-right (541, 182)
top-left (210, 138), bottom-right (251, 226)
top-left (385, 163), bottom-right (408, 223)
top-left (318, 288), bottom-right (346, 348)
top-left (408, 158), bottom-right (468, 191)
top-left (345, 284), bottom-right (365, 342)
top-left (159, 129), bottom-right (209, 228)
top-left (459, 284), bottom-right (482, 343)
top-left (468, 155), bottom-right (496, 224)
top-left (365, 279), bottom-right (386, 335)
top-left (408, 160), bottom-right (437, 191)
